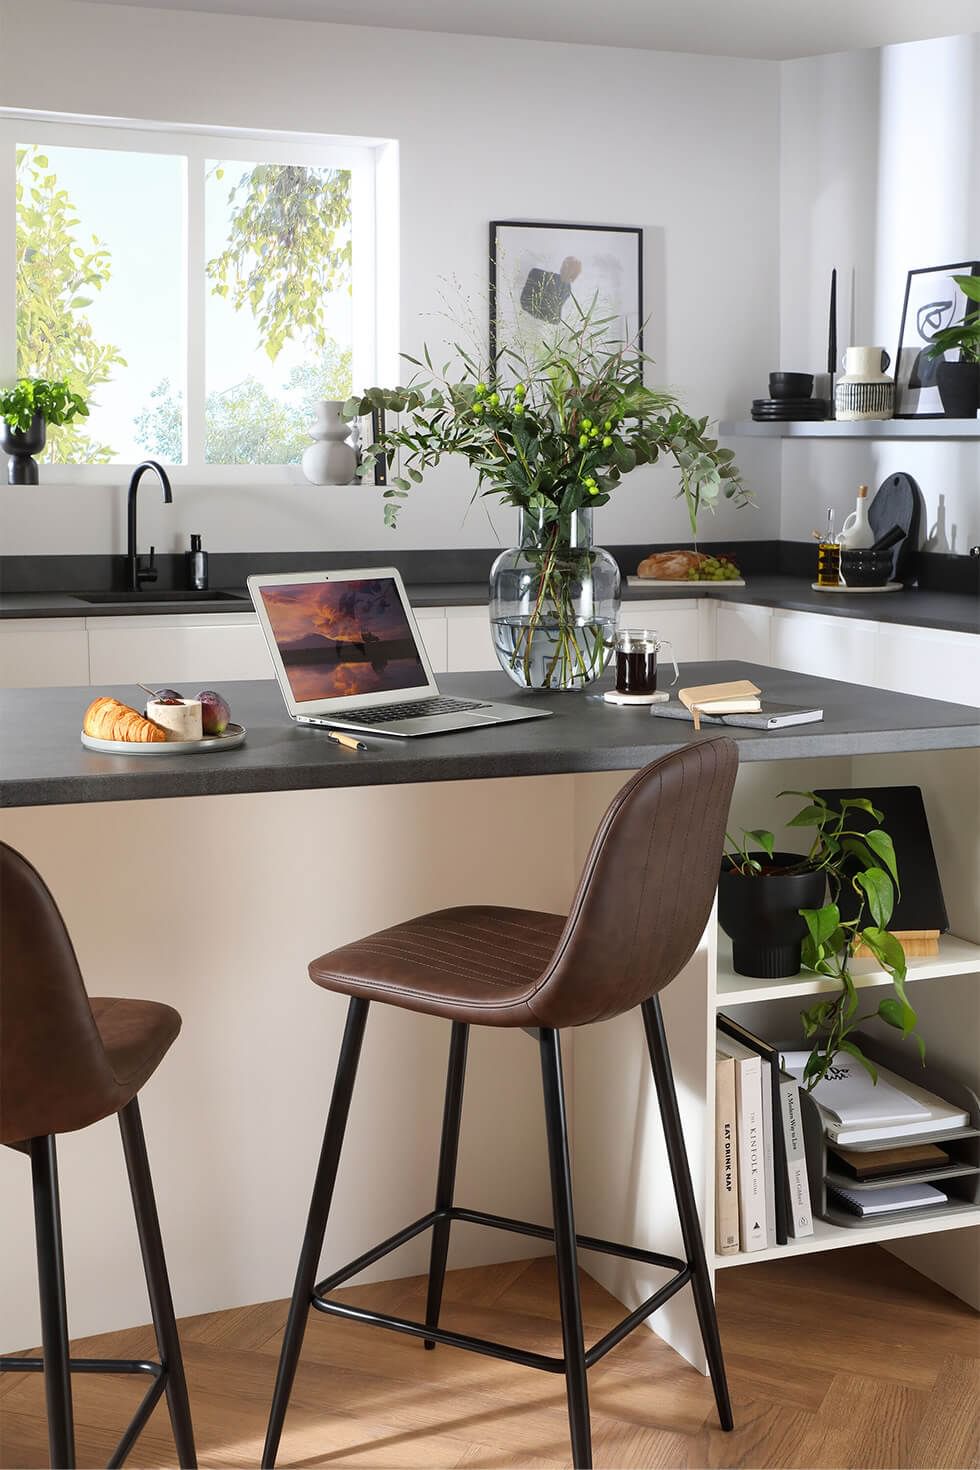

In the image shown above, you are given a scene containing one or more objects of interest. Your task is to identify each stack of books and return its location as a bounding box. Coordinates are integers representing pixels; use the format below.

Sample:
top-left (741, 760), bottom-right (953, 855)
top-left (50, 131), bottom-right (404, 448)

top-left (715, 1021), bottom-right (972, 1253)
top-left (715, 1017), bottom-right (814, 1255)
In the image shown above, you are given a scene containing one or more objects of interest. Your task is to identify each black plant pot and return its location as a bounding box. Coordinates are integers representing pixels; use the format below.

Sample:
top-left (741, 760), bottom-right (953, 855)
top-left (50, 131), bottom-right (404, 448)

top-left (718, 852), bottom-right (826, 978)
top-left (936, 361), bottom-right (979, 419)
top-left (1, 412), bottom-right (46, 485)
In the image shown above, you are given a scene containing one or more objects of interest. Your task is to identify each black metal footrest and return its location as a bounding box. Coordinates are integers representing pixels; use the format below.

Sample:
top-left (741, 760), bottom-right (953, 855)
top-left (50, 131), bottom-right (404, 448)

top-left (310, 1204), bottom-right (693, 1374)
top-left (0, 1356), bottom-right (168, 1468)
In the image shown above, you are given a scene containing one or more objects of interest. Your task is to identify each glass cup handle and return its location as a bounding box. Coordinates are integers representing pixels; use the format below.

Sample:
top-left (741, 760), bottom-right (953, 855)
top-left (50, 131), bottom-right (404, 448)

top-left (657, 638), bottom-right (680, 685)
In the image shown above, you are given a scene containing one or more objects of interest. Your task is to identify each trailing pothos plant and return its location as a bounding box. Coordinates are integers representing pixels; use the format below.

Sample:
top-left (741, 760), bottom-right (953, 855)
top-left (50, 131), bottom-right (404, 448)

top-left (726, 791), bottom-right (921, 1089)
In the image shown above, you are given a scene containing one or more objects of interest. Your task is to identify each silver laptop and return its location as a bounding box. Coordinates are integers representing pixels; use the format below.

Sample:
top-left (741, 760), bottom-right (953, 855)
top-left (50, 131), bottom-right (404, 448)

top-left (247, 568), bottom-right (553, 737)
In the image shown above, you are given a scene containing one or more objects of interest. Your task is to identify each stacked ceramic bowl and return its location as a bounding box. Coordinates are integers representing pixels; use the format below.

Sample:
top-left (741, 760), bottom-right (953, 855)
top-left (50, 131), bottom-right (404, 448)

top-left (752, 372), bottom-right (827, 423)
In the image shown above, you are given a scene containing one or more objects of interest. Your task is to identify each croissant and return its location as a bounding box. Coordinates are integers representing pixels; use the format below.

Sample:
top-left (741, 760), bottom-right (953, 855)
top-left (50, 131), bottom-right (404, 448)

top-left (83, 696), bottom-right (167, 743)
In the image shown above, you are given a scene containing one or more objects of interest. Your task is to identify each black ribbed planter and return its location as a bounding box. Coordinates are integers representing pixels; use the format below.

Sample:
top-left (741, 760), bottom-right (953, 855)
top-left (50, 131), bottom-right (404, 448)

top-left (718, 852), bottom-right (826, 978)
top-left (1, 412), bottom-right (46, 485)
top-left (936, 361), bottom-right (979, 419)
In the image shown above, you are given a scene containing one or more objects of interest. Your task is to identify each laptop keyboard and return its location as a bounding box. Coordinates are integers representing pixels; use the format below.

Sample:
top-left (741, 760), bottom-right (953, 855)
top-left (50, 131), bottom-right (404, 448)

top-left (350, 697), bottom-right (493, 725)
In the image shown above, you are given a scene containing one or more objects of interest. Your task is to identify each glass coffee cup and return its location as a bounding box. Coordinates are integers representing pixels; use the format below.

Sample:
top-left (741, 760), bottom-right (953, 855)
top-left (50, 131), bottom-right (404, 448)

top-left (611, 628), bottom-right (679, 697)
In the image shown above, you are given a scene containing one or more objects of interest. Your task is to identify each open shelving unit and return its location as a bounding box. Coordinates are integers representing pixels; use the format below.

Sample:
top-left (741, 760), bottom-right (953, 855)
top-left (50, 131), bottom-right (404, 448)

top-left (718, 419), bottom-right (980, 439)
top-left (713, 1199), bottom-right (980, 1268)
top-left (715, 932), bottom-right (980, 1008)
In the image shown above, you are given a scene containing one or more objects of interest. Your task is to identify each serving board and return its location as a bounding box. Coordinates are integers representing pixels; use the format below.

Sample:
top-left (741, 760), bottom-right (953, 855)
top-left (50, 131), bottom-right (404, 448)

top-left (81, 722), bottom-right (246, 755)
top-left (869, 471), bottom-right (922, 581)
top-left (627, 576), bottom-right (746, 589)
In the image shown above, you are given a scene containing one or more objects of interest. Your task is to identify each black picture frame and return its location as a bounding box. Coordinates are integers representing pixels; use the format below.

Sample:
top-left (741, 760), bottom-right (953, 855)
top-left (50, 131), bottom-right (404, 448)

top-left (489, 220), bottom-right (643, 373)
top-left (894, 260), bottom-right (980, 418)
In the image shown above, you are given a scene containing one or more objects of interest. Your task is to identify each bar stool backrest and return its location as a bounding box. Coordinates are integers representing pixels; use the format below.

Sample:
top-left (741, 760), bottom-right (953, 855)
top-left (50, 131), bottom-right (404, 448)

top-left (0, 841), bottom-right (118, 1145)
top-left (528, 737), bottom-right (738, 1028)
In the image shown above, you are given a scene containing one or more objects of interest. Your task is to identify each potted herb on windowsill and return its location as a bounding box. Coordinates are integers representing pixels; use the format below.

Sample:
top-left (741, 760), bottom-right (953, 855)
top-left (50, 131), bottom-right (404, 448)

top-left (720, 791), bottom-right (919, 1089)
top-left (926, 273), bottom-right (980, 418)
top-left (0, 379), bottom-right (90, 485)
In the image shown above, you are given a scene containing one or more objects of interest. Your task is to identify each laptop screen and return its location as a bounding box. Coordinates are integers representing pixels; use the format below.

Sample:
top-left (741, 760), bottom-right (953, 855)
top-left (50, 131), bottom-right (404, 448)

top-left (257, 576), bottom-right (429, 704)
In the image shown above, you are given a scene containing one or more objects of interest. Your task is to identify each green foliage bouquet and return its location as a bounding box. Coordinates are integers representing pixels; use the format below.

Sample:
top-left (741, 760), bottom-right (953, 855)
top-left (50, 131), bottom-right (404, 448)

top-left (344, 305), bottom-right (750, 534)
top-left (926, 273), bottom-right (980, 364)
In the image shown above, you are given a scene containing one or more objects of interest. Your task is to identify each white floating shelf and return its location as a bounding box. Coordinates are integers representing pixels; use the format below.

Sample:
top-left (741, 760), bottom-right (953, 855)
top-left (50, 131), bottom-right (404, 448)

top-left (713, 1200), bottom-right (980, 1268)
top-left (718, 419), bottom-right (980, 439)
top-left (715, 932), bottom-right (980, 1008)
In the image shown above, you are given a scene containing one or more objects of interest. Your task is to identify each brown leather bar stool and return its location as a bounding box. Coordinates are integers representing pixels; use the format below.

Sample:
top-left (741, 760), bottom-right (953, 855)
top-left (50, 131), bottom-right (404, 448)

top-left (263, 738), bottom-right (738, 1470)
top-left (0, 842), bottom-right (197, 1470)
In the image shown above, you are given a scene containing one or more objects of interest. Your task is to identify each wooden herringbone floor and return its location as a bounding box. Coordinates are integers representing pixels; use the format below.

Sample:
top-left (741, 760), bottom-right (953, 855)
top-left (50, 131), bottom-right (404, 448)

top-left (1, 1245), bottom-right (977, 1468)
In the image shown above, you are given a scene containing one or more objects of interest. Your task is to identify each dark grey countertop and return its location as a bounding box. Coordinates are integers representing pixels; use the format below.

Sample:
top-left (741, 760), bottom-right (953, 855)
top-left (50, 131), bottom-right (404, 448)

top-left (1, 577), bottom-right (975, 633)
top-left (2, 663), bottom-right (977, 809)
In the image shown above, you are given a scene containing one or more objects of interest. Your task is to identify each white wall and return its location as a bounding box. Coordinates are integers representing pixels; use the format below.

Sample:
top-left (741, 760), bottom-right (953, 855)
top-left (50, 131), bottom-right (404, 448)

top-left (778, 34), bottom-right (980, 551)
top-left (0, 0), bottom-right (781, 557)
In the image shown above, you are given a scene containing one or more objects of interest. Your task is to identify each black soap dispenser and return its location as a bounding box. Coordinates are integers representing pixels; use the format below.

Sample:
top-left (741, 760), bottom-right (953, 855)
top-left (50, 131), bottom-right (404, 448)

top-left (186, 533), bottom-right (208, 592)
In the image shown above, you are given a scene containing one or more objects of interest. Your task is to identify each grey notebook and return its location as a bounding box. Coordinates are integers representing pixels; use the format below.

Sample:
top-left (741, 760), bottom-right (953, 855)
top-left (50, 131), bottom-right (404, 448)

top-left (651, 700), bottom-right (823, 730)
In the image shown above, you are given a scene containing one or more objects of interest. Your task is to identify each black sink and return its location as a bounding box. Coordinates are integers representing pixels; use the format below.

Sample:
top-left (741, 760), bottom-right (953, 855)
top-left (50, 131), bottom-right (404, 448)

top-left (79, 590), bottom-right (249, 605)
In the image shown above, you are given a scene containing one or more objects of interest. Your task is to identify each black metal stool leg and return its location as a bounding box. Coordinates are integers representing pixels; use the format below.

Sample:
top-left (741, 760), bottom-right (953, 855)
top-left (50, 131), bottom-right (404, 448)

top-left (424, 1021), bottom-right (469, 1349)
top-left (262, 996), bottom-right (370, 1469)
top-left (641, 997), bottom-right (734, 1431)
top-left (30, 1135), bottom-right (76, 1470)
top-left (118, 1097), bottom-right (198, 1468)
top-left (539, 1028), bottom-right (592, 1470)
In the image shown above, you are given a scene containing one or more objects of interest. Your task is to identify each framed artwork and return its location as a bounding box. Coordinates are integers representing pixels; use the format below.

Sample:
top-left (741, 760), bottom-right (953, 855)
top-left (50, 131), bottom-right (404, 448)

top-left (489, 220), bottom-right (643, 374)
top-left (894, 261), bottom-right (980, 417)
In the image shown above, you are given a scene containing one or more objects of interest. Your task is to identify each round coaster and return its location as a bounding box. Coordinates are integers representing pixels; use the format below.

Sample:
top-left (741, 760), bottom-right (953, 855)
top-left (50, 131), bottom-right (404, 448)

top-left (603, 689), bottom-right (670, 705)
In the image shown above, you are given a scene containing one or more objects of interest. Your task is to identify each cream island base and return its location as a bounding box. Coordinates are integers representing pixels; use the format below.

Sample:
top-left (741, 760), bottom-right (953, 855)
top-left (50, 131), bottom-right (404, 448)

top-left (1, 665), bottom-right (978, 1375)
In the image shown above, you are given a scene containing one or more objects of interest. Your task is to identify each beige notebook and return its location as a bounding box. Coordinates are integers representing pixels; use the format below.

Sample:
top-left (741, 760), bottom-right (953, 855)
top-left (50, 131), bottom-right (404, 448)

top-left (679, 680), bottom-right (761, 731)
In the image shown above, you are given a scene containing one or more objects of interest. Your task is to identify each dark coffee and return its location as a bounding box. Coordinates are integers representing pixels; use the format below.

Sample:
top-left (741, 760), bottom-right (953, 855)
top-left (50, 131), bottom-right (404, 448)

top-left (616, 647), bottom-right (658, 695)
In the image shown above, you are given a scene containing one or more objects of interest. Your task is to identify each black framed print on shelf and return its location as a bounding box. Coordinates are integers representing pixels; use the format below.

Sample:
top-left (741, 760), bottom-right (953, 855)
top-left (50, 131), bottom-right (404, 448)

top-left (489, 220), bottom-right (643, 375)
top-left (895, 260), bottom-right (980, 417)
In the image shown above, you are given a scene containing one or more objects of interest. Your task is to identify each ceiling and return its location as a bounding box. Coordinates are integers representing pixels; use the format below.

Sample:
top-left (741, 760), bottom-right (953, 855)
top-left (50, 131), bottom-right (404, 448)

top-left (85, 0), bottom-right (980, 60)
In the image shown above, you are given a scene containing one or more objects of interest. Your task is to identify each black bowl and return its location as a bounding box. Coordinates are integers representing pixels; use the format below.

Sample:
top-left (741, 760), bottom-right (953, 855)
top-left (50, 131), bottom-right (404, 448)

top-left (769, 371), bottom-right (814, 401)
top-left (840, 549), bottom-right (892, 587)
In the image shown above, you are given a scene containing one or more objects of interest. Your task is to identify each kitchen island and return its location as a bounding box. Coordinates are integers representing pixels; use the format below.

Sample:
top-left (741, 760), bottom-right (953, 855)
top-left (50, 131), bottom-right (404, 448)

top-left (1, 665), bottom-right (977, 1376)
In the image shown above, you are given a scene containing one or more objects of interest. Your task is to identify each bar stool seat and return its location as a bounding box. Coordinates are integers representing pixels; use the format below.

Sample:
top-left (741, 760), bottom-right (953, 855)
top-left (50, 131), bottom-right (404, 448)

top-left (1, 842), bottom-right (197, 1469)
top-left (266, 739), bottom-right (739, 1470)
top-left (310, 905), bottom-right (567, 1022)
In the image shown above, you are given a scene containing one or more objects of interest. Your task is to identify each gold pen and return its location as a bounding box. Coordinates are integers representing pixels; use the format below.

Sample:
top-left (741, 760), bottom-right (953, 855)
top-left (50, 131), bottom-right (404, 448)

top-left (327, 730), bottom-right (368, 751)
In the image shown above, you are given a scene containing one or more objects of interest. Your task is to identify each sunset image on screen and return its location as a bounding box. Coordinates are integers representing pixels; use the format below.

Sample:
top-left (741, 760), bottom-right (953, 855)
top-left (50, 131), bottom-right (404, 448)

top-left (260, 579), bottom-right (426, 703)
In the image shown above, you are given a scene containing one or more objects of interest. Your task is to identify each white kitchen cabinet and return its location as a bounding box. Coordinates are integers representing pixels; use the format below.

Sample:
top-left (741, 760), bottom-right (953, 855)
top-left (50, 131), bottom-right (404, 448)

top-left (87, 614), bottom-right (272, 685)
top-left (714, 601), bottom-right (772, 666)
top-left (621, 600), bottom-right (703, 661)
top-left (770, 608), bottom-right (879, 685)
top-left (875, 623), bottom-right (980, 707)
top-left (445, 605), bottom-right (498, 672)
top-left (0, 619), bottom-right (89, 688)
top-left (414, 607), bottom-right (448, 673)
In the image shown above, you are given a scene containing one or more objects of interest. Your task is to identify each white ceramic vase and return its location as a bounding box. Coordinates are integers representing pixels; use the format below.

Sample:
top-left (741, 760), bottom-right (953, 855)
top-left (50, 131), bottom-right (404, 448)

top-left (301, 401), bottom-right (357, 485)
top-left (834, 347), bottom-right (895, 421)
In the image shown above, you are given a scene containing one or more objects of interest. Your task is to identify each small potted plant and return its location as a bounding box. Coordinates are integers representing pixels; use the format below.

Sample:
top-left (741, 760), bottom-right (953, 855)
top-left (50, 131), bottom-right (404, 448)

top-left (926, 273), bottom-right (980, 418)
top-left (721, 791), bottom-right (918, 1088)
top-left (0, 378), bottom-right (90, 484)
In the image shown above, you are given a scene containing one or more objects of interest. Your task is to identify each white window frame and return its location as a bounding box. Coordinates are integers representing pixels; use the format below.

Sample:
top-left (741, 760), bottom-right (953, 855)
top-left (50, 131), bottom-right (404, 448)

top-left (0, 111), bottom-right (396, 486)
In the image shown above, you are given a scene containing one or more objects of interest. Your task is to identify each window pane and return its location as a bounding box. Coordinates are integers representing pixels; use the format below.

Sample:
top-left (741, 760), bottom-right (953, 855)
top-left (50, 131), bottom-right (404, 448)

top-left (16, 142), bottom-right (184, 464)
top-left (205, 159), bottom-right (353, 464)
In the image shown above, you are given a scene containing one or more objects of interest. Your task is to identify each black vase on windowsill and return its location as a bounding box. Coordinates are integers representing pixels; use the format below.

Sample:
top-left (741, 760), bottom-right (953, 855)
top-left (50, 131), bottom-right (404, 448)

top-left (936, 361), bottom-right (980, 419)
top-left (1, 412), bottom-right (46, 485)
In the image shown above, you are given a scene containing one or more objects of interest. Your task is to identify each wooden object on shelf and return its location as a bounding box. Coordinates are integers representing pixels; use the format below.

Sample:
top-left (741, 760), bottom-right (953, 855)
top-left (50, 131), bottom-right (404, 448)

top-left (853, 929), bottom-right (940, 959)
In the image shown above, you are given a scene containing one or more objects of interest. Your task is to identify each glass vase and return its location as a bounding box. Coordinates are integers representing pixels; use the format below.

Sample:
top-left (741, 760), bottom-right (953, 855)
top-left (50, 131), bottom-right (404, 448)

top-left (489, 508), bottom-right (621, 690)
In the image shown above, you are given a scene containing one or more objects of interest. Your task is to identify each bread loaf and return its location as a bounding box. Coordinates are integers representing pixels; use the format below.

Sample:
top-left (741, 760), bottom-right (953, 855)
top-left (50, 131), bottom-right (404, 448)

top-left (83, 697), bottom-right (167, 743)
top-left (636, 550), bottom-right (703, 580)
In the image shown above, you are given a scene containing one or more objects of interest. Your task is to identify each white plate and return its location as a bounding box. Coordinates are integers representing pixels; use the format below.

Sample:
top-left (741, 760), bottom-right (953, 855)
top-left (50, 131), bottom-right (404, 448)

top-left (810, 582), bottom-right (902, 593)
top-left (627, 576), bottom-right (746, 588)
top-left (80, 722), bottom-right (246, 755)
